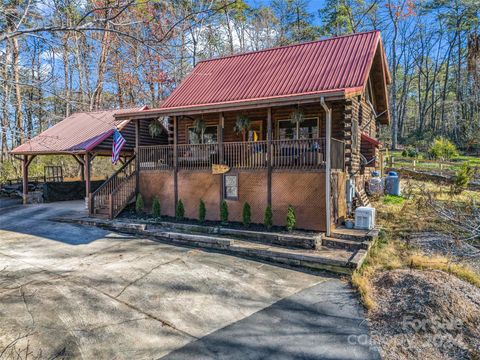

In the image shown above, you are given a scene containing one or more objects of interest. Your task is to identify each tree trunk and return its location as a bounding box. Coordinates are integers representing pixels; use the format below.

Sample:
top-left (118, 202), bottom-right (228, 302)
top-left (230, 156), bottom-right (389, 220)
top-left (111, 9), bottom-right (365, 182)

top-left (90, 29), bottom-right (111, 110)
top-left (12, 35), bottom-right (24, 146)
top-left (1, 40), bottom-right (10, 161)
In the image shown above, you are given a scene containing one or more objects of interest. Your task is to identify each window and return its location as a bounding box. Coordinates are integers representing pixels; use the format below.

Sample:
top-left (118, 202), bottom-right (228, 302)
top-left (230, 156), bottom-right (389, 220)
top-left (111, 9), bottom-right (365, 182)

top-left (277, 118), bottom-right (318, 140)
top-left (224, 174), bottom-right (238, 200)
top-left (188, 125), bottom-right (218, 144)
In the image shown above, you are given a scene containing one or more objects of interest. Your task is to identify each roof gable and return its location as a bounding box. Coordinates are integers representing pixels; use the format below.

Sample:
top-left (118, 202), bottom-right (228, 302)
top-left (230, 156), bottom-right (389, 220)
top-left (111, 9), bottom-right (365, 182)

top-left (161, 31), bottom-right (384, 111)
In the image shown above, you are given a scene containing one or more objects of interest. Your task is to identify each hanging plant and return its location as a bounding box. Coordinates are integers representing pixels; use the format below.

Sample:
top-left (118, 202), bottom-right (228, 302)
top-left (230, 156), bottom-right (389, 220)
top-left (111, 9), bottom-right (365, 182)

top-left (234, 114), bottom-right (251, 142)
top-left (193, 118), bottom-right (206, 143)
top-left (149, 119), bottom-right (163, 138)
top-left (290, 108), bottom-right (305, 125)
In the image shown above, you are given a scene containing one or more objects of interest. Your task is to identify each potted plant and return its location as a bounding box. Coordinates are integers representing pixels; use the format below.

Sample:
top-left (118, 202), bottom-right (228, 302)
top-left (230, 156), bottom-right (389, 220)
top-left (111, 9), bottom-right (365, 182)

top-left (234, 114), bottom-right (250, 141)
top-left (193, 118), bottom-right (206, 144)
top-left (149, 120), bottom-right (163, 138)
top-left (289, 108), bottom-right (305, 139)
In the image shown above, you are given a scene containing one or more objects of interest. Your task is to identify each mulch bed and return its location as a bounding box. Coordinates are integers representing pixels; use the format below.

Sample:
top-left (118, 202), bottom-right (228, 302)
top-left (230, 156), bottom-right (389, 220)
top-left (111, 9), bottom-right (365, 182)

top-left (118, 204), bottom-right (317, 236)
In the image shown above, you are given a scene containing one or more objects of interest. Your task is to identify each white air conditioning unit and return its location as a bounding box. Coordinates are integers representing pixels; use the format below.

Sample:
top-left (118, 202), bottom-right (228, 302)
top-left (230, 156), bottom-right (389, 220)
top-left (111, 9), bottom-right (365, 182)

top-left (355, 206), bottom-right (376, 230)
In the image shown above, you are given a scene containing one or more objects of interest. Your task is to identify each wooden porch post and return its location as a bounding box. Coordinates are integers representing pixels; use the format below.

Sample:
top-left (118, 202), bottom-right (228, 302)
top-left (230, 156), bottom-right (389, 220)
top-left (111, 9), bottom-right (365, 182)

top-left (21, 155), bottom-right (36, 204)
top-left (22, 155), bottom-right (28, 204)
top-left (267, 108), bottom-right (272, 208)
top-left (84, 152), bottom-right (91, 213)
top-left (173, 116), bottom-right (178, 211)
top-left (321, 97), bottom-right (332, 236)
top-left (219, 112), bottom-right (224, 202)
top-left (135, 119), bottom-right (140, 193)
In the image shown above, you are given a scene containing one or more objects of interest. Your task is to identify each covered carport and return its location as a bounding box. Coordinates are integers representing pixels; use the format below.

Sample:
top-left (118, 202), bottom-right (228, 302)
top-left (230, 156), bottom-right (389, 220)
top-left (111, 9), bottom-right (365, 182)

top-left (10, 106), bottom-right (168, 213)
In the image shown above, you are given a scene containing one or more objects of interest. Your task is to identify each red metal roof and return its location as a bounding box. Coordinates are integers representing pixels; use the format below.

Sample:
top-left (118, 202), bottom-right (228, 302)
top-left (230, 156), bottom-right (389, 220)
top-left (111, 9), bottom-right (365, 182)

top-left (11, 107), bottom-right (147, 155)
top-left (160, 31), bottom-right (384, 111)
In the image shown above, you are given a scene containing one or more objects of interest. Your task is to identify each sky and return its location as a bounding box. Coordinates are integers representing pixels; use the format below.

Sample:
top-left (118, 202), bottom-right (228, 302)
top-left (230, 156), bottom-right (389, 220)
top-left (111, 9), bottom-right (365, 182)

top-left (247, 0), bottom-right (327, 25)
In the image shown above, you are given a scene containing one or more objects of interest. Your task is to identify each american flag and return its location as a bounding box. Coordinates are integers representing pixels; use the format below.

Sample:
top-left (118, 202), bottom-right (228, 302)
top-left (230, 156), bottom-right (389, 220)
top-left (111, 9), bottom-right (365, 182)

top-left (112, 128), bottom-right (126, 164)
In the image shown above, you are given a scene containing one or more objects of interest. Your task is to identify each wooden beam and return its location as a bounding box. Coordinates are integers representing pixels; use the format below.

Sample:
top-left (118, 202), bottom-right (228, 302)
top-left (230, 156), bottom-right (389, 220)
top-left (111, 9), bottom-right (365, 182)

top-left (22, 155), bottom-right (28, 204)
top-left (219, 112), bottom-right (225, 203)
top-left (135, 119), bottom-right (140, 194)
top-left (114, 93), bottom-right (346, 119)
top-left (21, 155), bottom-right (36, 204)
top-left (84, 152), bottom-right (91, 214)
top-left (25, 155), bottom-right (36, 167)
top-left (267, 107), bottom-right (272, 208)
top-left (173, 116), bottom-right (178, 211)
top-left (72, 154), bottom-right (85, 181)
top-left (321, 98), bottom-right (332, 236)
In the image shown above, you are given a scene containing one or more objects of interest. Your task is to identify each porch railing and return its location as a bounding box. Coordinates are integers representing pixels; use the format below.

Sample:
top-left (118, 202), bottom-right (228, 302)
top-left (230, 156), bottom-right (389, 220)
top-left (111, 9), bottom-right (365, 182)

top-left (271, 138), bottom-right (325, 170)
top-left (224, 141), bottom-right (268, 169)
top-left (138, 145), bottom-right (173, 170)
top-left (177, 143), bottom-right (219, 170)
top-left (138, 138), bottom-right (345, 171)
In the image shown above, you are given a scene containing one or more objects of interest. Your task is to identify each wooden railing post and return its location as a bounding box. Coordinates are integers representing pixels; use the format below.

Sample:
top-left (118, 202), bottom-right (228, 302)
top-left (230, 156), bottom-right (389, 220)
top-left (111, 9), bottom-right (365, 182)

top-left (108, 194), bottom-right (113, 220)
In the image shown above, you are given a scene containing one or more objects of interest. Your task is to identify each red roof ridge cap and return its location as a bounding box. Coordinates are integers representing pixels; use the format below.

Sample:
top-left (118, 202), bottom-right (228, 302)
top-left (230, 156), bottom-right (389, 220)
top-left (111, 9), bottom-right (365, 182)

top-left (197, 30), bottom-right (380, 65)
top-left (68, 106), bottom-right (148, 117)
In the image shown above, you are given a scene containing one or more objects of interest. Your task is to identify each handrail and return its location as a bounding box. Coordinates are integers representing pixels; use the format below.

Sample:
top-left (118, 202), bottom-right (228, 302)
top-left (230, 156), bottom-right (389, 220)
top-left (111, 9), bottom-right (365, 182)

top-left (91, 155), bottom-right (136, 197)
top-left (90, 156), bottom-right (136, 216)
top-left (110, 171), bottom-right (136, 218)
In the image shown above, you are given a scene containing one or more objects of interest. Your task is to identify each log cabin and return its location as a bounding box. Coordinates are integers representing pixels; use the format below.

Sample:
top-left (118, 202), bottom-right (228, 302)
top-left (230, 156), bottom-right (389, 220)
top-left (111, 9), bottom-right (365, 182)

top-left (12, 30), bottom-right (390, 235)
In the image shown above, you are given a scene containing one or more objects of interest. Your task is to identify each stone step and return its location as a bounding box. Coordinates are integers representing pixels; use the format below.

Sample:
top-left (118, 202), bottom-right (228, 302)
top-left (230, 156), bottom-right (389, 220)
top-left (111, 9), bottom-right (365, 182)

top-left (50, 216), bottom-right (366, 275)
top-left (331, 226), bottom-right (380, 242)
top-left (322, 236), bottom-right (368, 251)
top-left (116, 219), bottom-right (322, 250)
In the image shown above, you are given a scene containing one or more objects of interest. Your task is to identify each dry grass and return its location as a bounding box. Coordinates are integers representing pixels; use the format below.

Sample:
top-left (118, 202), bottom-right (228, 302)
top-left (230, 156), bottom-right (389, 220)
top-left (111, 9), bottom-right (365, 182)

top-left (409, 254), bottom-right (480, 288)
top-left (352, 179), bottom-right (480, 310)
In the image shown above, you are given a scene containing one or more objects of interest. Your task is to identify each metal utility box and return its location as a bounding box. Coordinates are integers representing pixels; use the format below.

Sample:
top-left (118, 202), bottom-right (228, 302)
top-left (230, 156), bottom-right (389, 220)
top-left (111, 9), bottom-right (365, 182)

top-left (355, 206), bottom-right (376, 230)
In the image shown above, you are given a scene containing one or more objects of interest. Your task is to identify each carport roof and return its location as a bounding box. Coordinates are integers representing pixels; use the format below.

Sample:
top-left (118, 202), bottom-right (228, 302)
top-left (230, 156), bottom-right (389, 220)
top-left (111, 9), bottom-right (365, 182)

top-left (11, 106), bottom-right (148, 155)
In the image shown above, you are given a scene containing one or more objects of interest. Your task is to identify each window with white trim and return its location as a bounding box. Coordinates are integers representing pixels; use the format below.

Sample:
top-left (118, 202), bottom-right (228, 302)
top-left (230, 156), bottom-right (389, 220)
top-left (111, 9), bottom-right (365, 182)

top-left (224, 174), bottom-right (238, 200)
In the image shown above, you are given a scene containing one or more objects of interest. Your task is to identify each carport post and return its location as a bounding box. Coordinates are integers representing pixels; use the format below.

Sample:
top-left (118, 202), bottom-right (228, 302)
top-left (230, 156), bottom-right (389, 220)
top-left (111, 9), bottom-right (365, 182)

top-left (21, 155), bottom-right (36, 205)
top-left (84, 152), bottom-right (91, 212)
top-left (22, 155), bottom-right (28, 204)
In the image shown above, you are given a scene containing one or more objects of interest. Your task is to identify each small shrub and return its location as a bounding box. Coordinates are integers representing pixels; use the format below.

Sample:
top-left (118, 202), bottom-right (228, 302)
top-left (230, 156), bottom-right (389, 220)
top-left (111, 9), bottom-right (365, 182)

top-left (264, 205), bottom-right (273, 230)
top-left (176, 200), bottom-right (185, 221)
top-left (220, 200), bottom-right (229, 224)
top-left (286, 204), bottom-right (296, 231)
top-left (451, 163), bottom-right (474, 195)
top-left (135, 194), bottom-right (144, 214)
top-left (152, 197), bottom-right (161, 218)
top-left (199, 199), bottom-right (206, 223)
top-left (401, 146), bottom-right (418, 158)
top-left (242, 202), bottom-right (251, 227)
top-left (428, 137), bottom-right (459, 161)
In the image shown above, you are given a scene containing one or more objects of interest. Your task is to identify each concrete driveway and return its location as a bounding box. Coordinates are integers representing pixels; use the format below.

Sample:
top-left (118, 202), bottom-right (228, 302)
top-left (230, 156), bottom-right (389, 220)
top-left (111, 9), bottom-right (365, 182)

top-left (0, 201), bottom-right (380, 359)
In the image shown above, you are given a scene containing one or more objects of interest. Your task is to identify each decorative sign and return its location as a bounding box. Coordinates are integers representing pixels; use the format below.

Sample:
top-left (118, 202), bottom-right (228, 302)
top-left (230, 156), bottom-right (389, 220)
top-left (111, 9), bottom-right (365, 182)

top-left (212, 164), bottom-right (230, 175)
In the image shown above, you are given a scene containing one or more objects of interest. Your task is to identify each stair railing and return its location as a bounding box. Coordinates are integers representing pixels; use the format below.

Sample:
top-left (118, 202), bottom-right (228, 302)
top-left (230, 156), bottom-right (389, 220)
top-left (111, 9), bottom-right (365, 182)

top-left (90, 156), bottom-right (136, 216)
top-left (109, 172), bottom-right (137, 219)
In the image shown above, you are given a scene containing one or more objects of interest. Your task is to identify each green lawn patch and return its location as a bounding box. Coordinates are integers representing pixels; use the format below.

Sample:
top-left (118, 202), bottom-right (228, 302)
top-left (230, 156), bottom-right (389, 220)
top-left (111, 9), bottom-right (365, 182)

top-left (383, 195), bottom-right (404, 205)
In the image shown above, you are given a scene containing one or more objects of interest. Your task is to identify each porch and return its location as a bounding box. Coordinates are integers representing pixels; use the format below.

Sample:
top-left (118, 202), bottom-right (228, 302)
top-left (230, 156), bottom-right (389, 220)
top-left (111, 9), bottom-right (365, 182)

top-left (137, 137), bottom-right (345, 171)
